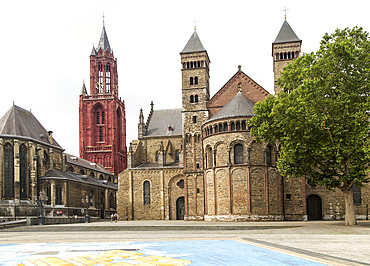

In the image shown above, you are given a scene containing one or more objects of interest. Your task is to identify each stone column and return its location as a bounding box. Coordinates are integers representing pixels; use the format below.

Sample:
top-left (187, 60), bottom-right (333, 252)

top-left (50, 180), bottom-right (56, 207)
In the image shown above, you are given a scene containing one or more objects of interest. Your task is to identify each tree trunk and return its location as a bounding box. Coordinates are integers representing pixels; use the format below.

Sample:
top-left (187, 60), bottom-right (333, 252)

top-left (342, 188), bottom-right (358, 225)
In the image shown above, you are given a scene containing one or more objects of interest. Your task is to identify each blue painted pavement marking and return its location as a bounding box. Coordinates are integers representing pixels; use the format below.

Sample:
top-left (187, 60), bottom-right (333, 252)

top-left (0, 240), bottom-right (325, 265)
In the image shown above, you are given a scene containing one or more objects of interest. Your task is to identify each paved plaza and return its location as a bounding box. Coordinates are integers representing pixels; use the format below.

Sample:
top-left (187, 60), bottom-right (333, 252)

top-left (0, 220), bottom-right (369, 265)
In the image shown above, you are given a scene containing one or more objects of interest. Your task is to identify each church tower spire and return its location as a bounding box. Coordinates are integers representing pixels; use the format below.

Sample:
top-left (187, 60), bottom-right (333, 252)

top-left (272, 19), bottom-right (301, 94)
top-left (79, 23), bottom-right (127, 176)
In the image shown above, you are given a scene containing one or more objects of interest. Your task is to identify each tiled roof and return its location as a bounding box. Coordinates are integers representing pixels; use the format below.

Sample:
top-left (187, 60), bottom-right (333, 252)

top-left (41, 169), bottom-right (117, 189)
top-left (273, 20), bottom-right (301, 44)
top-left (181, 31), bottom-right (206, 54)
top-left (0, 105), bottom-right (62, 149)
top-left (65, 153), bottom-right (113, 176)
top-left (207, 91), bottom-right (255, 122)
top-left (145, 109), bottom-right (182, 137)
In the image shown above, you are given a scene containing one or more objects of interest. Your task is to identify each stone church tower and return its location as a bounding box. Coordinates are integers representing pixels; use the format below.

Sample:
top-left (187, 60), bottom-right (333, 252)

top-left (180, 30), bottom-right (210, 218)
top-left (272, 19), bottom-right (301, 95)
top-left (79, 25), bottom-right (127, 176)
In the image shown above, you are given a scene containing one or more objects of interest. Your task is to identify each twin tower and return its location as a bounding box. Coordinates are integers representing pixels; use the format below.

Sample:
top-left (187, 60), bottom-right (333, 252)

top-left (78, 20), bottom-right (301, 176)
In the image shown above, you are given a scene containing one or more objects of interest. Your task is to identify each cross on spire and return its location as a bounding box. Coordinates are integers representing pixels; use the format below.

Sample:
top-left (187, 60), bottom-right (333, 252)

top-left (103, 12), bottom-right (105, 27)
top-left (282, 7), bottom-right (289, 20)
top-left (193, 19), bottom-right (197, 31)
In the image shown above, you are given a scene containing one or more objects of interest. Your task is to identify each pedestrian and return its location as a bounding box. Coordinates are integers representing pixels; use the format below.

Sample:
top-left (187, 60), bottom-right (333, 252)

top-left (113, 213), bottom-right (118, 222)
top-left (110, 213), bottom-right (114, 223)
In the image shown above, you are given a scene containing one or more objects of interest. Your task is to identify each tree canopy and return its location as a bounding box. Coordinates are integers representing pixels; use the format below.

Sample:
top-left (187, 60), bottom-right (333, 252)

top-left (250, 27), bottom-right (370, 225)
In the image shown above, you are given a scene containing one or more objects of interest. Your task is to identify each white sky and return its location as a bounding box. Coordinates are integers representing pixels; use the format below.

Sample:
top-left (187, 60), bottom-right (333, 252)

top-left (1, 0), bottom-right (369, 156)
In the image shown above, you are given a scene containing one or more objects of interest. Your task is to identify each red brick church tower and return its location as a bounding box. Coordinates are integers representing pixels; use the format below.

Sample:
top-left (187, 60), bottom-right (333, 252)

top-left (79, 23), bottom-right (127, 176)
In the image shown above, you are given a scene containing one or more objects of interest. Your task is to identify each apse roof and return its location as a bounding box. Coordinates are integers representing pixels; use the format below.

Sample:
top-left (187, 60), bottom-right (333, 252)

top-left (273, 20), bottom-right (301, 44)
top-left (207, 91), bottom-right (255, 122)
top-left (0, 105), bottom-right (62, 149)
top-left (145, 109), bottom-right (182, 137)
top-left (181, 31), bottom-right (206, 54)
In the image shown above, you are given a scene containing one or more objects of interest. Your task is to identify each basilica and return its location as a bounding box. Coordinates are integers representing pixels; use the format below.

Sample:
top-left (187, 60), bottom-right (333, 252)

top-left (117, 20), bottom-right (370, 221)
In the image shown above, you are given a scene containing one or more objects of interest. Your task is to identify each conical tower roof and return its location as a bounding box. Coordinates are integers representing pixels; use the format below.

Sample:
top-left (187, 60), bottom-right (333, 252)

top-left (80, 81), bottom-right (87, 95)
top-left (273, 20), bottom-right (301, 44)
top-left (181, 30), bottom-right (206, 54)
top-left (97, 26), bottom-right (112, 52)
top-left (208, 91), bottom-right (255, 122)
top-left (0, 105), bottom-right (62, 148)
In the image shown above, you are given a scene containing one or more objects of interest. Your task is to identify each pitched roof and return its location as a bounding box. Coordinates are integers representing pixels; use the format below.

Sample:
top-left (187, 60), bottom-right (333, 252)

top-left (0, 105), bottom-right (62, 149)
top-left (208, 91), bottom-right (255, 122)
top-left (80, 81), bottom-right (87, 95)
top-left (65, 153), bottom-right (113, 175)
top-left (273, 20), bottom-right (301, 44)
top-left (145, 109), bottom-right (182, 137)
top-left (181, 31), bottom-right (206, 54)
top-left (97, 26), bottom-right (112, 52)
top-left (41, 169), bottom-right (117, 189)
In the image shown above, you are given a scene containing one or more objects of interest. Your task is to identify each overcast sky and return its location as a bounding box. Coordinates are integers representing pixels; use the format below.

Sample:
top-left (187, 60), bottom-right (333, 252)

top-left (1, 0), bottom-right (369, 156)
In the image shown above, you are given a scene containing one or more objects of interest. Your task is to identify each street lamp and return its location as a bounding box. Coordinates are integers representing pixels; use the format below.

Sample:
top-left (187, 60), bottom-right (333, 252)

top-left (81, 195), bottom-right (92, 223)
top-left (34, 192), bottom-right (48, 225)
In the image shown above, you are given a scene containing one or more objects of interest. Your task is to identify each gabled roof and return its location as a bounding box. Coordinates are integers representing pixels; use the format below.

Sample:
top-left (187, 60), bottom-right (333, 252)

top-left (273, 20), bottom-right (301, 44)
top-left (96, 26), bottom-right (112, 52)
top-left (41, 169), bottom-right (117, 189)
top-left (181, 31), bottom-right (206, 54)
top-left (208, 91), bottom-right (255, 122)
top-left (145, 109), bottom-right (182, 137)
top-left (0, 105), bottom-right (62, 149)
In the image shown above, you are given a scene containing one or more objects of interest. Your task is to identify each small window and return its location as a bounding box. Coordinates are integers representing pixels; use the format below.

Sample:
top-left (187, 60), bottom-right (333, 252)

top-left (190, 95), bottom-right (194, 103)
top-left (177, 179), bottom-right (184, 189)
top-left (266, 146), bottom-right (272, 165)
top-left (144, 181), bottom-right (150, 205)
top-left (196, 163), bottom-right (200, 169)
top-left (99, 127), bottom-right (103, 141)
top-left (286, 194), bottom-right (291, 200)
top-left (192, 116), bottom-right (197, 123)
top-left (102, 112), bottom-right (105, 124)
top-left (195, 77), bottom-right (198, 84)
top-left (190, 77), bottom-right (194, 85)
top-left (194, 95), bottom-right (198, 103)
top-left (96, 112), bottom-right (100, 125)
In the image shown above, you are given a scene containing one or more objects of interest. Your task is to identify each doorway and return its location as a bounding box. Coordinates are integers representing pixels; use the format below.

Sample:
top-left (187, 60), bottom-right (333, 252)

top-left (176, 197), bottom-right (185, 220)
top-left (306, 194), bottom-right (322, 220)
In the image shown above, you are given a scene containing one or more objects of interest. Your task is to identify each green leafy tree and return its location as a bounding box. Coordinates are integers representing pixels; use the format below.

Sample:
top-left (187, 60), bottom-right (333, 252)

top-left (250, 27), bottom-right (370, 225)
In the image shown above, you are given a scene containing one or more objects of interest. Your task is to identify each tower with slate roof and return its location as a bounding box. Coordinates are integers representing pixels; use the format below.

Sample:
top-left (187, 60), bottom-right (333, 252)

top-left (79, 24), bottom-right (127, 176)
top-left (272, 19), bottom-right (301, 94)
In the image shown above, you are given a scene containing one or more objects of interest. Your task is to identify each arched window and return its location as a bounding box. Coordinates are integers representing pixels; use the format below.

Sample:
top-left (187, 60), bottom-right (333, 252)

top-left (102, 111), bottom-right (105, 124)
top-left (187, 62), bottom-right (189, 68)
top-left (194, 95), bottom-right (199, 103)
top-left (234, 144), bottom-right (243, 164)
top-left (19, 144), bottom-right (28, 199)
top-left (190, 95), bottom-right (194, 103)
top-left (99, 174), bottom-right (104, 180)
top-left (55, 185), bottom-right (62, 205)
top-left (4, 143), bottom-right (14, 199)
top-left (266, 146), bottom-right (272, 165)
top-left (236, 122), bottom-right (241, 130)
top-left (96, 112), bottom-right (100, 125)
top-left (208, 148), bottom-right (213, 168)
top-left (43, 150), bottom-right (50, 169)
top-left (109, 192), bottom-right (115, 208)
top-left (46, 185), bottom-right (51, 205)
top-left (231, 122), bottom-right (235, 131)
top-left (194, 77), bottom-right (198, 84)
top-left (106, 63), bottom-right (111, 93)
top-left (67, 166), bottom-right (74, 173)
top-left (79, 169), bottom-right (85, 175)
top-left (143, 181), bottom-right (150, 205)
top-left (175, 150), bottom-right (180, 162)
top-left (98, 62), bottom-right (103, 93)
top-left (190, 77), bottom-right (194, 85)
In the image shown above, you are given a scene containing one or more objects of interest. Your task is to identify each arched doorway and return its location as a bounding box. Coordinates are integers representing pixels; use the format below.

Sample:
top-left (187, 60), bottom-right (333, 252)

top-left (306, 194), bottom-right (322, 220)
top-left (176, 197), bottom-right (185, 220)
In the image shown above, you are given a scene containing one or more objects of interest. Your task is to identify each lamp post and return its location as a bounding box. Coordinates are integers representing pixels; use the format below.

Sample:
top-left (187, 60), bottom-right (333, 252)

top-left (34, 192), bottom-right (48, 225)
top-left (81, 195), bottom-right (91, 223)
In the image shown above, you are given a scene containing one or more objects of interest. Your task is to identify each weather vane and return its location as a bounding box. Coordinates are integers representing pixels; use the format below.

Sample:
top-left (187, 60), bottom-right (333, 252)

top-left (282, 7), bottom-right (289, 20)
